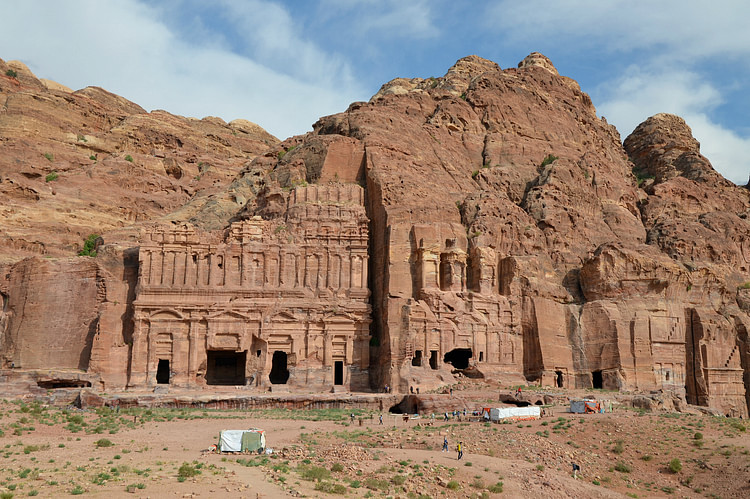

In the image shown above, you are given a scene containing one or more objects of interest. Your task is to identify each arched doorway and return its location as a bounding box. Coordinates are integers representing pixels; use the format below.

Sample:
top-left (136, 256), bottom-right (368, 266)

top-left (269, 351), bottom-right (290, 384)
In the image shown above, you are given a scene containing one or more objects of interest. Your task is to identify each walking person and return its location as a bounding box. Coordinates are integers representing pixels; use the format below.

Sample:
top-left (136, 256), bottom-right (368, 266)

top-left (442, 436), bottom-right (448, 452)
top-left (379, 414), bottom-right (383, 425)
top-left (457, 441), bottom-right (463, 460)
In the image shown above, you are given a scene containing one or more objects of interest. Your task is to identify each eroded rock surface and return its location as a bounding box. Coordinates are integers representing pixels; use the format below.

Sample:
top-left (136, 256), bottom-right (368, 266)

top-left (2, 54), bottom-right (750, 417)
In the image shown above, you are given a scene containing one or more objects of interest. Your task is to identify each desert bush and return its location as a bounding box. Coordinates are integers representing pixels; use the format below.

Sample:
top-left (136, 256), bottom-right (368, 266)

top-left (45, 172), bottom-right (58, 182)
top-left (95, 438), bottom-right (114, 448)
top-left (612, 439), bottom-right (624, 454)
top-left (5, 69), bottom-right (18, 78)
top-left (540, 154), bottom-right (558, 167)
top-left (177, 462), bottom-right (200, 478)
top-left (299, 465), bottom-right (330, 482)
top-left (668, 458), bottom-right (682, 473)
top-left (614, 461), bottom-right (632, 473)
top-left (314, 481), bottom-right (346, 494)
top-left (124, 154), bottom-right (133, 162)
top-left (331, 462), bottom-right (344, 472)
top-left (693, 432), bottom-right (703, 440)
top-left (446, 480), bottom-right (460, 490)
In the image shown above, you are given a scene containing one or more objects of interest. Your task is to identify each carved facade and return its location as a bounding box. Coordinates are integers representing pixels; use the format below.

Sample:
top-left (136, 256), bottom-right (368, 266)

top-left (129, 184), bottom-right (371, 390)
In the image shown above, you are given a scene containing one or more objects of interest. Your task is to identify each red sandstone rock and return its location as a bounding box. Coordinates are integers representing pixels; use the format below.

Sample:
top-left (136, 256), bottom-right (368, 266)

top-left (2, 54), bottom-right (750, 419)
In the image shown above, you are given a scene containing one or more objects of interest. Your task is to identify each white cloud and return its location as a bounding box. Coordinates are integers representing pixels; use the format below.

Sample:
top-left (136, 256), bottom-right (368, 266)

top-left (318, 0), bottom-right (439, 39)
top-left (487, 0), bottom-right (750, 63)
top-left (598, 68), bottom-right (750, 184)
top-left (0, 0), bottom-right (364, 139)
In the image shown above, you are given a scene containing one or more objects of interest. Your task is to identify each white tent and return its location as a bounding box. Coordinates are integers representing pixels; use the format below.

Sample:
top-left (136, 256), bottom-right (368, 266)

top-left (218, 428), bottom-right (266, 453)
top-left (489, 406), bottom-right (541, 422)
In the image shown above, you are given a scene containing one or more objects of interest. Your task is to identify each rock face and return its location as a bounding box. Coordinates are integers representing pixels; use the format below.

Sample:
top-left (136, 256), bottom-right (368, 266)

top-left (0, 57), bottom-right (278, 264)
top-left (2, 54), bottom-right (750, 417)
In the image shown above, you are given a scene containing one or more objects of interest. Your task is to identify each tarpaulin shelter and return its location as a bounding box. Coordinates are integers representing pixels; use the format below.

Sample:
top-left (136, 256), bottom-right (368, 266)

top-left (489, 406), bottom-right (541, 421)
top-left (570, 399), bottom-right (602, 414)
top-left (218, 428), bottom-right (266, 453)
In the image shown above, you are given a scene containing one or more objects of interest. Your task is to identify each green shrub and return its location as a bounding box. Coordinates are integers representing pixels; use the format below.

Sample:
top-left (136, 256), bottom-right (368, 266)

top-left (177, 462), bottom-right (200, 478)
top-left (392, 474), bottom-right (406, 485)
top-left (0, 493), bottom-right (13, 499)
top-left (487, 481), bottom-right (503, 492)
top-left (363, 477), bottom-right (389, 490)
top-left (78, 234), bottom-right (100, 257)
top-left (314, 481), bottom-right (346, 494)
top-left (124, 154), bottom-right (133, 162)
top-left (613, 439), bottom-right (624, 454)
top-left (614, 461), bottom-right (632, 473)
top-left (45, 172), bottom-right (58, 182)
top-left (299, 465), bottom-right (330, 482)
top-left (694, 432), bottom-right (703, 440)
top-left (44, 152), bottom-right (54, 161)
top-left (641, 454), bottom-right (653, 461)
top-left (28, 490), bottom-right (39, 496)
top-left (5, 69), bottom-right (18, 78)
top-left (70, 485), bottom-right (85, 495)
top-left (89, 155), bottom-right (97, 161)
top-left (95, 438), bottom-right (113, 448)
top-left (472, 170), bottom-right (479, 179)
top-left (668, 458), bottom-right (682, 473)
top-left (540, 154), bottom-right (558, 168)
top-left (331, 462), bottom-right (344, 472)
top-left (446, 480), bottom-right (460, 490)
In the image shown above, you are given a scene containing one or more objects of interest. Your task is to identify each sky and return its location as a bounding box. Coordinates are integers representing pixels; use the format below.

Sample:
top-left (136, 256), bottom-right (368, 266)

top-left (1, 0), bottom-right (748, 184)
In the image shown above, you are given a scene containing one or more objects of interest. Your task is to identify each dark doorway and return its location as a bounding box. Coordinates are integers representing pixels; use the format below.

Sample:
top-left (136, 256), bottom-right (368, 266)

top-left (412, 350), bottom-right (422, 367)
top-left (156, 359), bottom-right (170, 384)
top-left (334, 361), bottom-right (344, 385)
top-left (555, 370), bottom-right (564, 388)
top-left (206, 350), bottom-right (246, 385)
top-left (479, 352), bottom-right (484, 362)
top-left (592, 370), bottom-right (603, 389)
top-left (429, 350), bottom-right (438, 370)
top-left (269, 351), bottom-right (290, 384)
top-left (444, 348), bottom-right (472, 370)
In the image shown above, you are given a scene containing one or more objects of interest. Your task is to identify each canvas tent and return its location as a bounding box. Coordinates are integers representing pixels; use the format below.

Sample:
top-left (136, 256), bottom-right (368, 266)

top-left (488, 406), bottom-right (541, 421)
top-left (218, 428), bottom-right (266, 453)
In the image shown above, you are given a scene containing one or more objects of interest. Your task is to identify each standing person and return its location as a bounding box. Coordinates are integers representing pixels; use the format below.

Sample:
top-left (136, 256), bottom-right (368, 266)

top-left (379, 414), bottom-right (383, 425)
top-left (516, 386), bottom-right (522, 397)
top-left (442, 436), bottom-right (448, 452)
top-left (457, 441), bottom-right (463, 460)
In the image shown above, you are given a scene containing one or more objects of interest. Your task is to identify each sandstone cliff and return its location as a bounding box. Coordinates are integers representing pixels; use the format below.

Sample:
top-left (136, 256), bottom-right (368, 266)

top-left (2, 53), bottom-right (750, 417)
top-left (0, 57), bottom-right (278, 264)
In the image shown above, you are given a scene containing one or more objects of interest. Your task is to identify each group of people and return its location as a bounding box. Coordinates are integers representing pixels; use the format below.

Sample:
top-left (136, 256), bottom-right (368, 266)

top-left (441, 436), bottom-right (463, 460)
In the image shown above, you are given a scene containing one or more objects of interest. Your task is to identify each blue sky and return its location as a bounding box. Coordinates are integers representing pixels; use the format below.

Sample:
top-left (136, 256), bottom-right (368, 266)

top-left (1, 0), bottom-right (748, 183)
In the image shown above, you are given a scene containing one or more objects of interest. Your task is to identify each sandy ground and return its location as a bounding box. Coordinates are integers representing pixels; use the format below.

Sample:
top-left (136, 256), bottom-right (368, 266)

top-left (1, 383), bottom-right (749, 498)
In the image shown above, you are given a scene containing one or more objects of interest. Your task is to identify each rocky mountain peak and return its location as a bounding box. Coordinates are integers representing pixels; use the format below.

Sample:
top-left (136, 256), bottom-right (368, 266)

top-left (517, 52), bottom-right (558, 74)
top-left (624, 113), bottom-right (728, 186)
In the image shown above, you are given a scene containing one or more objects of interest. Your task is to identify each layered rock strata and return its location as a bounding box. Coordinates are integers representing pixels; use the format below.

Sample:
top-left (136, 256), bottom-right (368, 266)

top-left (2, 53), bottom-right (750, 417)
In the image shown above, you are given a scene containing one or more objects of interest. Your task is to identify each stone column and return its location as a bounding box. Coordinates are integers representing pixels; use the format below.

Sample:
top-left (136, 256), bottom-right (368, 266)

top-left (187, 319), bottom-right (199, 387)
top-left (128, 316), bottom-right (149, 387)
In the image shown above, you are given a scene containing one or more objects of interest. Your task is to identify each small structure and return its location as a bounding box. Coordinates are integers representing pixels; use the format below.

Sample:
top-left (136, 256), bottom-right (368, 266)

top-left (487, 406), bottom-right (541, 422)
top-left (570, 399), bottom-right (602, 414)
top-left (218, 428), bottom-right (266, 453)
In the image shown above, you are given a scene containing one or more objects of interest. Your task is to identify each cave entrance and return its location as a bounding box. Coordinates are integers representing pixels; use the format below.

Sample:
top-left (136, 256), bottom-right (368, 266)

top-left (334, 360), bottom-right (344, 385)
top-left (206, 350), bottom-right (246, 385)
top-left (429, 350), bottom-right (438, 370)
top-left (156, 359), bottom-right (170, 384)
top-left (592, 370), bottom-right (603, 389)
top-left (412, 350), bottom-right (422, 367)
top-left (555, 370), bottom-right (564, 388)
top-left (444, 348), bottom-right (472, 370)
top-left (269, 351), bottom-right (290, 385)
